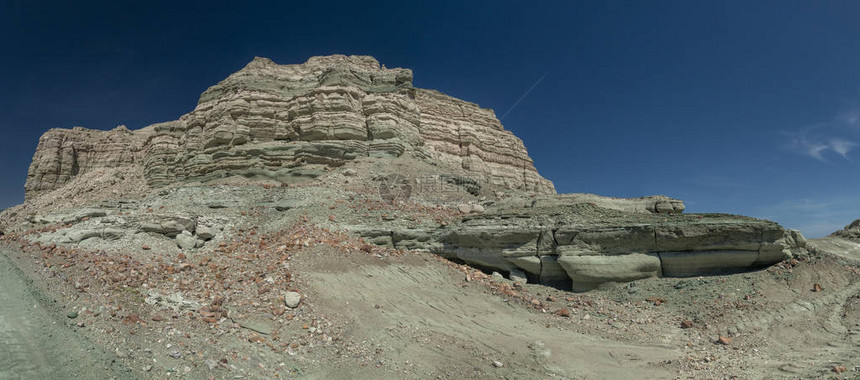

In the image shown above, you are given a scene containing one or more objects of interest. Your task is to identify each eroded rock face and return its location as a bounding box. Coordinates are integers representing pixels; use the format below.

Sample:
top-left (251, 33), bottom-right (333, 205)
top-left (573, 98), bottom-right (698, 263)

top-left (832, 219), bottom-right (860, 241)
top-left (348, 193), bottom-right (805, 291)
top-left (435, 198), bottom-right (805, 291)
top-left (25, 126), bottom-right (149, 200)
top-left (25, 55), bottom-right (554, 200)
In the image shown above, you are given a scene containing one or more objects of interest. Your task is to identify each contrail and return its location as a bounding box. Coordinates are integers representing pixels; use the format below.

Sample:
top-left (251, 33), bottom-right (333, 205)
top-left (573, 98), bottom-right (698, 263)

top-left (500, 72), bottom-right (548, 121)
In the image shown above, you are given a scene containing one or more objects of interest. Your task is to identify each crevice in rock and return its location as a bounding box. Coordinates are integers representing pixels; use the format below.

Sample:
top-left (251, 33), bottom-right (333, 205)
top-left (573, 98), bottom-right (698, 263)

top-left (536, 230), bottom-right (544, 278)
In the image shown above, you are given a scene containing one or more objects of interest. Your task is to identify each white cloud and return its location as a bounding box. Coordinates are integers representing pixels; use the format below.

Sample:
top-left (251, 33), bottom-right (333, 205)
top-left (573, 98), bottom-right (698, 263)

top-left (786, 133), bottom-right (854, 161)
top-left (830, 138), bottom-right (857, 158)
top-left (784, 99), bottom-right (860, 161)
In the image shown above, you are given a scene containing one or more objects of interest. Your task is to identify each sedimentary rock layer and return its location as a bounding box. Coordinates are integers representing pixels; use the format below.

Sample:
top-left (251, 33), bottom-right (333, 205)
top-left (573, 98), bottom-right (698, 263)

top-left (25, 55), bottom-right (554, 200)
top-left (436, 199), bottom-right (806, 291)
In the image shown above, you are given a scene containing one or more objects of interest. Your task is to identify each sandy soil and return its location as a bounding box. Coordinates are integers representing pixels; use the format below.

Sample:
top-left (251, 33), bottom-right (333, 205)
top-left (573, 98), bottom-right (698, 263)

top-left (298, 249), bottom-right (677, 379)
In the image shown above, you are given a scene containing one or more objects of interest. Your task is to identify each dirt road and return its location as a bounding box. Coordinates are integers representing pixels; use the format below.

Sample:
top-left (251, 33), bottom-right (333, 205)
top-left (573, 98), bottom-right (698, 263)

top-left (0, 250), bottom-right (122, 379)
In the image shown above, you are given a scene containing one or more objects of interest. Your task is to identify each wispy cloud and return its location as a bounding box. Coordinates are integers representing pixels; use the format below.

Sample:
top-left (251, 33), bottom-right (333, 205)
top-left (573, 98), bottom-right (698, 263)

top-left (784, 101), bottom-right (860, 161)
top-left (785, 131), bottom-right (854, 161)
top-left (830, 138), bottom-right (857, 158)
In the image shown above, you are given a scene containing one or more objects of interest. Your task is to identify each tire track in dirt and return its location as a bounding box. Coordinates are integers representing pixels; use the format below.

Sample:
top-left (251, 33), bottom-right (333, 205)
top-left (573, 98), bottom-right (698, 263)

top-left (0, 250), bottom-right (120, 380)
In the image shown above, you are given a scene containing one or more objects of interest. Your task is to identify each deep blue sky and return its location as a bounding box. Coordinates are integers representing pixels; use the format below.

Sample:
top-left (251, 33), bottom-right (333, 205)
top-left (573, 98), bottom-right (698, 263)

top-left (2, 1), bottom-right (859, 237)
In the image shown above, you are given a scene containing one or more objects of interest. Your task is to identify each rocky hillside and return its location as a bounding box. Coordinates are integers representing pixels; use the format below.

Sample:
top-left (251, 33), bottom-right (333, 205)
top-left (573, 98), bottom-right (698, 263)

top-left (832, 219), bottom-right (860, 241)
top-left (4, 55), bottom-right (855, 380)
top-left (14, 55), bottom-right (811, 292)
top-left (24, 55), bottom-right (554, 200)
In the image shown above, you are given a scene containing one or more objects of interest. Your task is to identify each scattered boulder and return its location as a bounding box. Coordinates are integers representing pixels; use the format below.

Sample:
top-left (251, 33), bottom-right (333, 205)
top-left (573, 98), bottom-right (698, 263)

top-left (176, 231), bottom-right (197, 250)
top-left (491, 272), bottom-right (505, 282)
top-left (196, 225), bottom-right (216, 240)
top-left (509, 267), bottom-right (528, 283)
top-left (284, 292), bottom-right (302, 308)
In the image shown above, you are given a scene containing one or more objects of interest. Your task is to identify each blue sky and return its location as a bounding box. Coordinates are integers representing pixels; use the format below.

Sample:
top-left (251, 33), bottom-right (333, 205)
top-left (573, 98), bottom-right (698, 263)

top-left (2, 1), bottom-right (859, 237)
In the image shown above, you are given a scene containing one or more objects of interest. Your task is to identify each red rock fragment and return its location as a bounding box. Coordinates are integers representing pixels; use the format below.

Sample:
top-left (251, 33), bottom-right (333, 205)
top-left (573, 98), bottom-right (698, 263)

top-left (680, 320), bottom-right (694, 329)
top-left (813, 283), bottom-right (823, 292)
top-left (273, 305), bottom-right (285, 316)
top-left (646, 297), bottom-right (666, 306)
top-left (122, 314), bottom-right (145, 325)
top-left (833, 365), bottom-right (847, 373)
top-left (717, 336), bottom-right (732, 345)
top-left (555, 308), bottom-right (571, 318)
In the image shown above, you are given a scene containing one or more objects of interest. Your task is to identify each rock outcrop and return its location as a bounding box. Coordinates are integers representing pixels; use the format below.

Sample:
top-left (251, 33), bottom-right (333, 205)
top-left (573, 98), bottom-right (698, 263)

top-left (831, 219), bottom-right (860, 241)
top-left (25, 126), bottom-right (148, 199)
top-left (20, 54), bottom-right (808, 292)
top-left (25, 55), bottom-right (553, 200)
top-left (437, 199), bottom-right (805, 291)
top-left (353, 194), bottom-right (805, 291)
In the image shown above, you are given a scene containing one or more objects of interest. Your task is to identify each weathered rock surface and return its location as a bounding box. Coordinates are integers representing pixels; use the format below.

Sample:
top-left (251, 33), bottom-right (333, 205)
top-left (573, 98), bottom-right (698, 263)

top-left (25, 126), bottom-right (147, 200)
top-left (348, 194), bottom-right (804, 291)
top-left (17, 54), bottom-right (808, 293)
top-left (175, 231), bottom-right (197, 250)
top-left (25, 55), bottom-right (553, 200)
top-left (284, 292), bottom-right (301, 308)
top-left (832, 219), bottom-right (860, 241)
top-left (436, 199), bottom-right (806, 290)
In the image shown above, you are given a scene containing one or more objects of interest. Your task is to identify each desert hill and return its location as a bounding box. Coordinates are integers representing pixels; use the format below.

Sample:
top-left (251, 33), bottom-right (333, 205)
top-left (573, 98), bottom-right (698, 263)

top-left (0, 56), bottom-right (857, 379)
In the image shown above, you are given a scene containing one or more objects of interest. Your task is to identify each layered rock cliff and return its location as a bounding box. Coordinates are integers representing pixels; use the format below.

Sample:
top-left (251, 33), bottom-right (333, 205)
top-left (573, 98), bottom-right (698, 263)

top-left (354, 194), bottom-right (805, 291)
top-left (25, 55), bottom-right (554, 200)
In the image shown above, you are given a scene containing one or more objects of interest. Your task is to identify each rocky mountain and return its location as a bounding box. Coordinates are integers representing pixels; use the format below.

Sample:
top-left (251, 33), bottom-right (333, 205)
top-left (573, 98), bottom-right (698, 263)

top-left (5, 55), bottom-right (853, 380)
top-left (15, 55), bottom-right (811, 292)
top-left (25, 55), bottom-right (554, 200)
